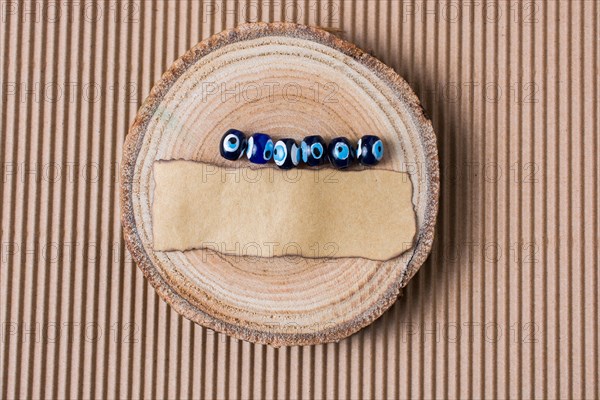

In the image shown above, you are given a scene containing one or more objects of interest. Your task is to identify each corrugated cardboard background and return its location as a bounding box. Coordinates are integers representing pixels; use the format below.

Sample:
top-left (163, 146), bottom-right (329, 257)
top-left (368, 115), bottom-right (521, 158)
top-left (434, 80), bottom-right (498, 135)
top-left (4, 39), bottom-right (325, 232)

top-left (1, 0), bottom-right (598, 398)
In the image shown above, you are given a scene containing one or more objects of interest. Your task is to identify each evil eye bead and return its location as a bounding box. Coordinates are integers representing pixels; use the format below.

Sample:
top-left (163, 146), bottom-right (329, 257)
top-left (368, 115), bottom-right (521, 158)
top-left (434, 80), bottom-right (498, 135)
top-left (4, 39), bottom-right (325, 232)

top-left (219, 129), bottom-right (247, 160)
top-left (356, 135), bottom-right (384, 166)
top-left (327, 137), bottom-right (355, 169)
top-left (300, 135), bottom-right (327, 167)
top-left (273, 138), bottom-right (301, 169)
top-left (246, 133), bottom-right (274, 164)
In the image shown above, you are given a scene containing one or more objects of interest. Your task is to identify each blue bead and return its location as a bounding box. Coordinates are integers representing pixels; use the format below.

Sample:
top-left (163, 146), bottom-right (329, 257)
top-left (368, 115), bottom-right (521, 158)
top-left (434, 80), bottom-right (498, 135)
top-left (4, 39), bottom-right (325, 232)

top-left (273, 138), bottom-right (301, 169)
top-left (246, 133), bottom-right (274, 164)
top-left (219, 129), bottom-right (247, 160)
top-left (356, 135), bottom-right (384, 166)
top-left (327, 137), bottom-right (355, 169)
top-left (300, 135), bottom-right (327, 167)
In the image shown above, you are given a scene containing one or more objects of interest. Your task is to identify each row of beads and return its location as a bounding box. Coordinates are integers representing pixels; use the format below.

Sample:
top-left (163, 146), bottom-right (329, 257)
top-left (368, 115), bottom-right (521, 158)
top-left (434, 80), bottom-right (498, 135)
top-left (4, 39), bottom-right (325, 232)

top-left (219, 129), bottom-right (384, 169)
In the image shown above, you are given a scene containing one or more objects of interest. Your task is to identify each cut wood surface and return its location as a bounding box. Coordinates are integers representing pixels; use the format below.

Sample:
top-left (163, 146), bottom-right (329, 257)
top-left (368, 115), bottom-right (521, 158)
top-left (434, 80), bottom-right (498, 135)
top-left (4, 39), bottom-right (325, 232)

top-left (121, 22), bottom-right (439, 346)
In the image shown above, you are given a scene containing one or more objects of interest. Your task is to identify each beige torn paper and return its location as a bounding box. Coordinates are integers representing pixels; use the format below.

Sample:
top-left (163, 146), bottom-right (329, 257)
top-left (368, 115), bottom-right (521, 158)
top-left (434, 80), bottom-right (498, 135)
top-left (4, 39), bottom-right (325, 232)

top-left (152, 161), bottom-right (416, 261)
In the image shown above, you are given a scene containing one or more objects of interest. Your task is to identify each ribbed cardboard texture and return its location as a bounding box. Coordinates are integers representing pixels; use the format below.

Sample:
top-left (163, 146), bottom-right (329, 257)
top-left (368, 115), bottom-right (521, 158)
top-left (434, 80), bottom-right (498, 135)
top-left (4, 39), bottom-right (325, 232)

top-left (1, 1), bottom-right (598, 399)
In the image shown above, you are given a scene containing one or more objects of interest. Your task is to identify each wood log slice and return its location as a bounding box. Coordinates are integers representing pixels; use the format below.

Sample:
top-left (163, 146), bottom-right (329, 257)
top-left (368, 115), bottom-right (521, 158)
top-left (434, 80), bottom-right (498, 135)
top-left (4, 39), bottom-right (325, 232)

top-left (121, 22), bottom-right (439, 346)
